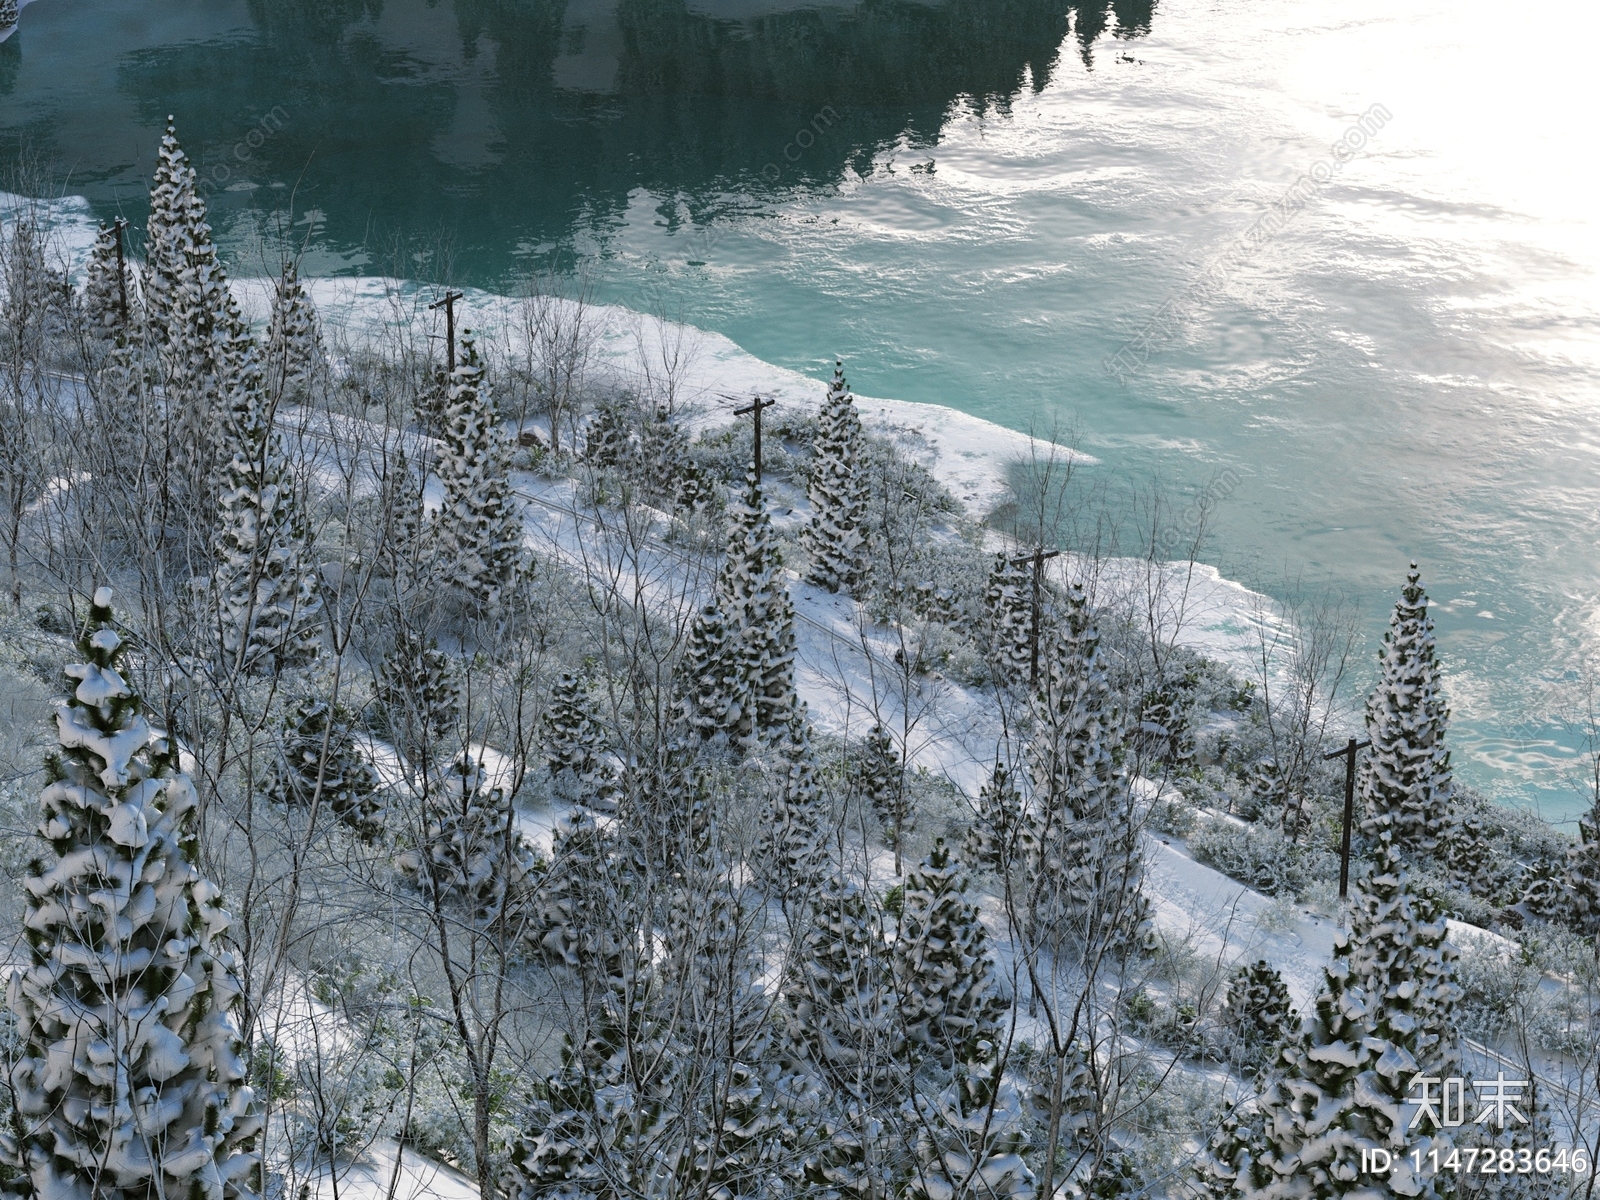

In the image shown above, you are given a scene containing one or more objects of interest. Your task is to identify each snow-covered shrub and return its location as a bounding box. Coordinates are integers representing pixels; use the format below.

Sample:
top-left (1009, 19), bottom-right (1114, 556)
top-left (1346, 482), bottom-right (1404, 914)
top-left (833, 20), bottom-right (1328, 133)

top-left (1188, 817), bottom-right (1329, 898)
top-left (1453, 936), bottom-right (1540, 1045)
top-left (1146, 791), bottom-right (1198, 837)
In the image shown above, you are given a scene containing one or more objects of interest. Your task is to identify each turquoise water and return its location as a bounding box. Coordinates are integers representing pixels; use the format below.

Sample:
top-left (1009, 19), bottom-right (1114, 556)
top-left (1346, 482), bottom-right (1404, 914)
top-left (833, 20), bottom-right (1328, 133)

top-left (3, 0), bottom-right (1597, 821)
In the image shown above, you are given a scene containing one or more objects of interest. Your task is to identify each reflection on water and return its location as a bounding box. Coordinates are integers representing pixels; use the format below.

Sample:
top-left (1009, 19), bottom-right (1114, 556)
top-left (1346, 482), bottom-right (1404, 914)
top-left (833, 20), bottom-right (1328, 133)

top-left (0, 0), bottom-right (1155, 276)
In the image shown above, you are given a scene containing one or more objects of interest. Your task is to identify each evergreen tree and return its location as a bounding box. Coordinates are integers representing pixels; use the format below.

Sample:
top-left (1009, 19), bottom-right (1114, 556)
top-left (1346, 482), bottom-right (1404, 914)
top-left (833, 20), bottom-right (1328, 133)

top-left (534, 808), bottom-right (626, 979)
top-left (984, 554), bottom-right (1032, 686)
top-left (1220, 960), bottom-right (1296, 1077)
top-left (265, 696), bottom-right (385, 843)
top-left (893, 840), bottom-right (1007, 1071)
top-left (666, 798), bottom-right (809, 1200)
top-left (84, 220), bottom-right (136, 340)
top-left (581, 394), bottom-right (636, 470)
top-left (1346, 835), bottom-right (1462, 1078)
top-left (1081, 1151), bottom-right (1143, 1199)
top-left (1138, 668), bottom-right (1198, 772)
top-left (542, 671), bottom-right (618, 810)
top-left (859, 723), bottom-right (910, 856)
top-left (1025, 584), bottom-right (1151, 957)
top-left (1520, 857), bottom-right (1567, 923)
top-left (638, 405), bottom-right (703, 510)
top-left (785, 870), bottom-right (897, 1084)
top-left (906, 1060), bottom-right (1035, 1200)
top-left (785, 870), bottom-right (900, 1199)
top-left (1360, 564), bottom-right (1454, 860)
top-left (1233, 838), bottom-right (1460, 1200)
top-left (1568, 796), bottom-right (1600, 937)
top-left (264, 261), bottom-right (323, 406)
top-left (675, 599), bottom-right (745, 742)
top-left (4, 588), bottom-right (261, 1200)
top-left (1441, 807), bottom-right (1499, 898)
top-left (375, 625), bottom-right (460, 764)
top-left (211, 331), bottom-right (323, 673)
top-left (717, 468), bottom-right (798, 747)
top-left (432, 333), bottom-right (524, 612)
top-left (802, 360), bottom-right (869, 594)
top-left (0, 2), bottom-right (18, 32)
top-left (962, 758), bottom-right (1025, 874)
top-left (397, 753), bottom-right (534, 926)
top-left (144, 118), bottom-right (229, 494)
top-left (508, 972), bottom-right (680, 1199)
top-left (759, 708), bottom-right (829, 906)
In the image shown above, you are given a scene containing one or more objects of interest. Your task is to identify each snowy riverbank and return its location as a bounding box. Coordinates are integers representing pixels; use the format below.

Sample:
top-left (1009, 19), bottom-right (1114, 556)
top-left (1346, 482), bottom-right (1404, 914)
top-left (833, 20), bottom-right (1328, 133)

top-left (8, 189), bottom-right (1283, 684)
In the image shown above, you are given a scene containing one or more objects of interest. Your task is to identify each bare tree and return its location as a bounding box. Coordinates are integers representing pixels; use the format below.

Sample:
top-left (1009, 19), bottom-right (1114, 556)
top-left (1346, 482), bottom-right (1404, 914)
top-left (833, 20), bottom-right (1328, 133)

top-left (518, 262), bottom-right (602, 456)
top-left (1244, 578), bottom-right (1358, 840)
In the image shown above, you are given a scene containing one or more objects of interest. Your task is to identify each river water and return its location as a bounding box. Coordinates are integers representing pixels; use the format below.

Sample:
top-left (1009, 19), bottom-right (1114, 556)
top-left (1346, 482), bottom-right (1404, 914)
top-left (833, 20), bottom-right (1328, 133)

top-left (2, 0), bottom-right (1596, 820)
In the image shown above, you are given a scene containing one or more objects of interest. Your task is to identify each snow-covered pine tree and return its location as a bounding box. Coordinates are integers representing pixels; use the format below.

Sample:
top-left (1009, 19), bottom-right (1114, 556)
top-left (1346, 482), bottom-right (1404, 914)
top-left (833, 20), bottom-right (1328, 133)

top-left (1567, 794), bottom-right (1600, 937)
top-left (718, 467), bottom-right (798, 747)
top-left (662, 792), bottom-right (811, 1199)
top-left (859, 722), bottom-right (911, 857)
top-left (674, 598), bottom-right (745, 742)
top-left (432, 333), bottom-right (525, 612)
top-left (397, 753), bottom-right (535, 926)
top-left (581, 394), bottom-right (636, 470)
top-left (638, 404), bottom-right (690, 497)
top-left (508, 968), bottom-right (681, 1199)
top-left (84, 220), bottom-right (137, 339)
top-left (0, 2), bottom-right (18, 32)
top-left (265, 696), bottom-right (385, 843)
top-left (375, 624), bottom-right (460, 764)
top-left (1346, 831), bottom-right (1462, 1077)
top-left (785, 871), bottom-right (896, 1082)
top-left (144, 118), bottom-right (230, 493)
top-left (542, 670), bottom-right (618, 810)
top-left (893, 840), bottom-right (1007, 1071)
top-left (1360, 563), bottom-right (1454, 860)
top-left (759, 707), bottom-right (829, 907)
top-left (785, 869), bottom-right (900, 1199)
top-left (1025, 583), bottom-right (1151, 957)
top-left (984, 553), bottom-right (1033, 686)
top-left (211, 330), bottom-right (323, 673)
top-left (1520, 857), bottom-right (1567, 923)
top-left (1235, 837), bottom-right (1460, 1200)
top-left (1138, 668), bottom-right (1198, 773)
top-left (962, 758), bottom-right (1025, 875)
top-left (264, 261), bottom-right (324, 406)
top-left (907, 1051), bottom-right (1034, 1200)
top-left (4, 588), bottom-right (261, 1200)
top-left (802, 360), bottom-right (869, 594)
top-left (1220, 959), bottom-right (1296, 1077)
top-left (534, 807), bottom-right (626, 980)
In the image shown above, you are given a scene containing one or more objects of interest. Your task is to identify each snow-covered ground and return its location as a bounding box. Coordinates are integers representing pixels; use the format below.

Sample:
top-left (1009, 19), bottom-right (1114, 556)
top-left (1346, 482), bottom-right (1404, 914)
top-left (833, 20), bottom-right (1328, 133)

top-left (18, 187), bottom-right (1524, 1195)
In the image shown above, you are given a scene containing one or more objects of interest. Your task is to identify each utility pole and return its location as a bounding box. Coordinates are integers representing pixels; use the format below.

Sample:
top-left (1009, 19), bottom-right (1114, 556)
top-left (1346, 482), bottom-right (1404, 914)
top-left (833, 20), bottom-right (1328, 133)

top-left (734, 395), bottom-right (776, 483)
top-left (111, 218), bottom-right (129, 323)
top-left (1011, 546), bottom-right (1061, 688)
top-left (1323, 736), bottom-right (1372, 899)
top-left (429, 289), bottom-right (465, 373)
